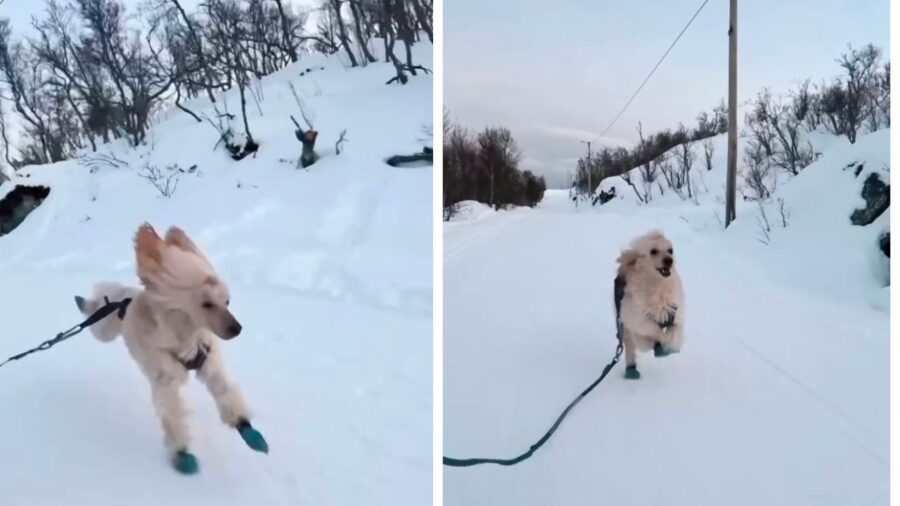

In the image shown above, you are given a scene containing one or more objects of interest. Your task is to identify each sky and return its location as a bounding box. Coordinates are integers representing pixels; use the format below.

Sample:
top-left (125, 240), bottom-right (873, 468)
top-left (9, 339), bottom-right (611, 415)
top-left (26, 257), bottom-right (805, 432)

top-left (445, 0), bottom-right (890, 187)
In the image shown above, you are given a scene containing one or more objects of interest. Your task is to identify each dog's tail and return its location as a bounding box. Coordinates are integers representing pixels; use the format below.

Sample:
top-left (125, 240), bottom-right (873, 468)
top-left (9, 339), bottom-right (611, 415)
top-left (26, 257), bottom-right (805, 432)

top-left (73, 282), bottom-right (139, 342)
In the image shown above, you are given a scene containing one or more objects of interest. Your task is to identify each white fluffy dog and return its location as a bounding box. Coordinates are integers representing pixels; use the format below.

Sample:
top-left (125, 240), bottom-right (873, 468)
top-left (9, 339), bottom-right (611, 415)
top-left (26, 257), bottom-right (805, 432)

top-left (615, 230), bottom-right (685, 379)
top-left (75, 223), bottom-right (268, 474)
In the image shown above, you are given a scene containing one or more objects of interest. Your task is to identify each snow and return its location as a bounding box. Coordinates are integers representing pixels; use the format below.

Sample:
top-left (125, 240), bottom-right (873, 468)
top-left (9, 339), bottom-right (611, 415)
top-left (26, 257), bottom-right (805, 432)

top-left (444, 131), bottom-right (889, 505)
top-left (0, 43), bottom-right (432, 505)
top-left (445, 200), bottom-right (497, 224)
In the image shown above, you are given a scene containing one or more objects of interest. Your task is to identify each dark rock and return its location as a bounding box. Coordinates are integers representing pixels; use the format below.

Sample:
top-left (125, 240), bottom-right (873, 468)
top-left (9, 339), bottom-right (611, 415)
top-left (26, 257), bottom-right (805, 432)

top-left (850, 172), bottom-right (889, 226)
top-left (386, 147), bottom-right (433, 167)
top-left (0, 185), bottom-right (51, 237)
top-left (595, 186), bottom-right (617, 205)
top-left (880, 232), bottom-right (889, 258)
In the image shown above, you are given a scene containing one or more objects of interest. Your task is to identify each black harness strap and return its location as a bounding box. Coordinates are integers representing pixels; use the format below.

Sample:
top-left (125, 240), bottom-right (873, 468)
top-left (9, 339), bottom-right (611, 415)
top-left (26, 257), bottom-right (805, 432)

top-left (442, 277), bottom-right (626, 467)
top-left (0, 297), bottom-right (132, 370)
top-left (177, 343), bottom-right (211, 371)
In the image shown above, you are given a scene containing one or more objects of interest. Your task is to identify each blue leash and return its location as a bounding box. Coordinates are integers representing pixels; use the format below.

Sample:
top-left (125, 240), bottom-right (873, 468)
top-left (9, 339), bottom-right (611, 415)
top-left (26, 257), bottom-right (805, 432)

top-left (443, 277), bottom-right (626, 467)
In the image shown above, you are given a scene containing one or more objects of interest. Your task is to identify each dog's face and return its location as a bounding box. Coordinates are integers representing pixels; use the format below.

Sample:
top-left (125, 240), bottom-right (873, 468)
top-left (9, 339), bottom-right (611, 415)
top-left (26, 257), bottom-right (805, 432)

top-left (618, 231), bottom-right (676, 279)
top-left (135, 223), bottom-right (243, 340)
top-left (185, 275), bottom-right (242, 340)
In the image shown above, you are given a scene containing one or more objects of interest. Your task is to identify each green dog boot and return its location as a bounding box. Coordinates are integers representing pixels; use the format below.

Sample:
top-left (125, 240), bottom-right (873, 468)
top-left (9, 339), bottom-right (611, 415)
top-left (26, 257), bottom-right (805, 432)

top-left (654, 342), bottom-right (679, 357)
top-left (624, 365), bottom-right (641, 380)
top-left (172, 450), bottom-right (199, 475)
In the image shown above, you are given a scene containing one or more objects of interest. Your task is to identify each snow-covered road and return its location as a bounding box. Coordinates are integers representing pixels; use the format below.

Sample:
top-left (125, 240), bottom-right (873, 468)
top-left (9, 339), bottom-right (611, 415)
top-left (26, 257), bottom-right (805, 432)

top-left (444, 191), bottom-right (888, 505)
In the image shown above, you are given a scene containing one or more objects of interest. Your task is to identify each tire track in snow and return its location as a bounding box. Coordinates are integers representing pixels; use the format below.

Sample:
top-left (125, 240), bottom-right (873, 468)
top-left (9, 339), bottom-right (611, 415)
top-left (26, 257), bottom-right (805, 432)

top-left (444, 211), bottom-right (531, 266)
top-left (729, 336), bottom-right (887, 464)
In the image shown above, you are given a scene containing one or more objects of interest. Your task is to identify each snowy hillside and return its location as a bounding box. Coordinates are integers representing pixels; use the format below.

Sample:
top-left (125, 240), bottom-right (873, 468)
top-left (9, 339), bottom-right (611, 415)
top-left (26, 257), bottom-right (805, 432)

top-left (594, 129), bottom-right (889, 308)
top-left (444, 129), bottom-right (888, 504)
top-left (0, 43), bottom-right (432, 506)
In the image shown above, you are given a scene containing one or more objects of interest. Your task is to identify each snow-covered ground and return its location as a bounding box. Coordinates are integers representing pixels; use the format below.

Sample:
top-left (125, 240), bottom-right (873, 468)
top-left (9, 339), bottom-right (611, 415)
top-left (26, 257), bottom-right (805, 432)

top-left (444, 130), bottom-right (889, 505)
top-left (0, 44), bottom-right (432, 506)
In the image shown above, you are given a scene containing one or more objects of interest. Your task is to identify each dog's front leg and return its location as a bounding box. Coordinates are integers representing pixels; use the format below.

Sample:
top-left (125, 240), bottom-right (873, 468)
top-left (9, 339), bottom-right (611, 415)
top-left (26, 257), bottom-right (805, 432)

top-left (198, 347), bottom-right (269, 454)
top-left (150, 376), bottom-right (199, 474)
top-left (622, 330), bottom-right (640, 380)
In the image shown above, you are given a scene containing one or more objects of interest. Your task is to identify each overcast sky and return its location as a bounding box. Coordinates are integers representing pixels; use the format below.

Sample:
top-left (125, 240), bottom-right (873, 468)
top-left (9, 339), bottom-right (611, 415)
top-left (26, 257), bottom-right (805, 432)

top-left (445, 0), bottom-right (890, 187)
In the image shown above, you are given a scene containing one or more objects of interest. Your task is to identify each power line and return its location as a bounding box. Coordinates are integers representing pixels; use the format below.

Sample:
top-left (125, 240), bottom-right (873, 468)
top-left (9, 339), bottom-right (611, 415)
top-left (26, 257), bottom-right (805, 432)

top-left (592, 0), bottom-right (711, 144)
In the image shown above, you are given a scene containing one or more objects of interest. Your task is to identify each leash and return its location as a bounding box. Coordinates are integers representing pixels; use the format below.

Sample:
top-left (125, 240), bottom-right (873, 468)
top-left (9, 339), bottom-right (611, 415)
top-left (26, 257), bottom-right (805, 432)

top-left (0, 297), bottom-right (132, 370)
top-left (443, 277), bottom-right (627, 467)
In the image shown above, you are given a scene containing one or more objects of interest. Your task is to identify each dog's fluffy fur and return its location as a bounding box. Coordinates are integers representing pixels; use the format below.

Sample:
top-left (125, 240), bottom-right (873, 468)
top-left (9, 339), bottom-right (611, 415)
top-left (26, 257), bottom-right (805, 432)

top-left (616, 230), bottom-right (685, 371)
top-left (77, 223), bottom-right (251, 454)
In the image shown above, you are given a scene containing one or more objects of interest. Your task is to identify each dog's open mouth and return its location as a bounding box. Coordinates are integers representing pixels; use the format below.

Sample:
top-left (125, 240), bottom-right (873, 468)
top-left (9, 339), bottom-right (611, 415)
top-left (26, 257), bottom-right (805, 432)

top-left (657, 266), bottom-right (672, 277)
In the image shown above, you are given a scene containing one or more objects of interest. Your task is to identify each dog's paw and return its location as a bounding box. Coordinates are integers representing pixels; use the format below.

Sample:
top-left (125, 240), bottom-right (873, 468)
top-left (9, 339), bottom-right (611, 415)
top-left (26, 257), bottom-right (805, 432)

top-left (237, 419), bottom-right (269, 454)
top-left (653, 342), bottom-right (680, 357)
top-left (624, 365), bottom-right (641, 380)
top-left (172, 450), bottom-right (199, 475)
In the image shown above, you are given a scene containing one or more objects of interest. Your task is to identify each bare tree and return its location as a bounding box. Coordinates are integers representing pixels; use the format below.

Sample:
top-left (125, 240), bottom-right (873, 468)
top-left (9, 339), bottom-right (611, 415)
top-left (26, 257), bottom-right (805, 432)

top-left (326, 0), bottom-right (358, 67)
top-left (206, 0), bottom-right (258, 152)
top-left (702, 139), bottom-right (714, 172)
top-left (836, 44), bottom-right (882, 143)
top-left (272, 0), bottom-right (299, 63)
top-left (675, 135), bottom-right (695, 199)
top-left (0, 99), bottom-right (13, 167)
top-left (347, 0), bottom-right (377, 64)
top-left (742, 140), bottom-right (774, 201)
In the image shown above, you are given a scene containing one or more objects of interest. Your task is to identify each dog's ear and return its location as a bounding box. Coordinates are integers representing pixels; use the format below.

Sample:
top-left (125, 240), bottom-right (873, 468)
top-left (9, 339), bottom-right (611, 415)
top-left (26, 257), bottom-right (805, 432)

top-left (616, 248), bottom-right (640, 276)
top-left (164, 226), bottom-right (208, 260)
top-left (135, 223), bottom-right (163, 287)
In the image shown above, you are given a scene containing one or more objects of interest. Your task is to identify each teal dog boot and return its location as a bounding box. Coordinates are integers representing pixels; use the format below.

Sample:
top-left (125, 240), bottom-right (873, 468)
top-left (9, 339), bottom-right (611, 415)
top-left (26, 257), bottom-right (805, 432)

top-left (624, 365), bottom-right (641, 380)
top-left (172, 450), bottom-right (199, 475)
top-left (237, 419), bottom-right (269, 454)
top-left (654, 342), bottom-right (679, 357)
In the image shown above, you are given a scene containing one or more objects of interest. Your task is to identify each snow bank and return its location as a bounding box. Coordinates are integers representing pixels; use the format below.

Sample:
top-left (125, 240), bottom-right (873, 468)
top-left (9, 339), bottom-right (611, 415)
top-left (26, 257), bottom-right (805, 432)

top-left (588, 129), bottom-right (890, 309)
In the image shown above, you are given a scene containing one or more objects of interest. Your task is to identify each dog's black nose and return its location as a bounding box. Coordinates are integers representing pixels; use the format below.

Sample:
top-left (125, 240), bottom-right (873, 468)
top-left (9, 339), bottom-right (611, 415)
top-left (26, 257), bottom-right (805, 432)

top-left (229, 323), bottom-right (243, 336)
top-left (663, 256), bottom-right (673, 267)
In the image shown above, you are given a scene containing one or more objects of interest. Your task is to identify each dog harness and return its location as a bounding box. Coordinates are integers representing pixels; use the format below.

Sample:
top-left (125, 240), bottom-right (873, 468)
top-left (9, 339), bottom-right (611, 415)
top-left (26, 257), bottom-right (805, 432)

top-left (120, 300), bottom-right (211, 371)
top-left (178, 343), bottom-right (211, 371)
top-left (111, 298), bottom-right (212, 372)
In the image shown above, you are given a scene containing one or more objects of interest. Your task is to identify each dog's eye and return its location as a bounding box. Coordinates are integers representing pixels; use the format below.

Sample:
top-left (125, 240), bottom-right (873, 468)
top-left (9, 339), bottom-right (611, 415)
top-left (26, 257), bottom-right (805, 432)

top-left (668, 248), bottom-right (673, 255)
top-left (226, 299), bottom-right (230, 307)
top-left (202, 302), bottom-right (214, 309)
top-left (650, 249), bottom-right (658, 256)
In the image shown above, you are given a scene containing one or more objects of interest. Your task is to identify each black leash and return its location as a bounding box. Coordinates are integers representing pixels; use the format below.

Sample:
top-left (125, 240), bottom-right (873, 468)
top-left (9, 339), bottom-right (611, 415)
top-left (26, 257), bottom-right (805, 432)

top-left (0, 297), bottom-right (132, 370)
top-left (443, 277), bottom-right (627, 467)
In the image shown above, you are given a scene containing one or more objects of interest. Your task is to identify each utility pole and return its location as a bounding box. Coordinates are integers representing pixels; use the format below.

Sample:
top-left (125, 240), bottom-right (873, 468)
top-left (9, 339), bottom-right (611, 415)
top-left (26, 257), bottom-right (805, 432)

top-left (580, 140), bottom-right (592, 203)
top-left (725, 0), bottom-right (738, 227)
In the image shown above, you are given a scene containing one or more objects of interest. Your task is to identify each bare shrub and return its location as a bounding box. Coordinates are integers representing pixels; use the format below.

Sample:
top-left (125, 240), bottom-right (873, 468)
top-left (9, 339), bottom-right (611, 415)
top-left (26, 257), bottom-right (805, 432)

top-left (139, 162), bottom-right (181, 197)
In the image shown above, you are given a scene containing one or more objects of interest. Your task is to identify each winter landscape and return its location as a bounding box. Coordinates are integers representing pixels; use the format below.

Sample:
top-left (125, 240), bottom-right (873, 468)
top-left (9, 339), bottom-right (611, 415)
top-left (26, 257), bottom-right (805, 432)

top-left (0, 0), bottom-right (433, 505)
top-left (444, 1), bottom-right (890, 504)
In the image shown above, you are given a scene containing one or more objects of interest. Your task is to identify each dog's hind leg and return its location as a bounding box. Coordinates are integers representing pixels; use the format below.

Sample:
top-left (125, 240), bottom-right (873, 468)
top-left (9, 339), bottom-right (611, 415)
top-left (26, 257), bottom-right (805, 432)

top-left (198, 347), bottom-right (269, 454)
top-left (150, 377), bottom-right (198, 474)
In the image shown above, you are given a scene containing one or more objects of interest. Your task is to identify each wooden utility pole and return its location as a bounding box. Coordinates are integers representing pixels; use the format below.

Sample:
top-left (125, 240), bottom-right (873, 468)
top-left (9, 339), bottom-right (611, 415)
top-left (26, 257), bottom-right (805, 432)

top-left (580, 140), bottom-right (592, 201)
top-left (725, 0), bottom-right (738, 227)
